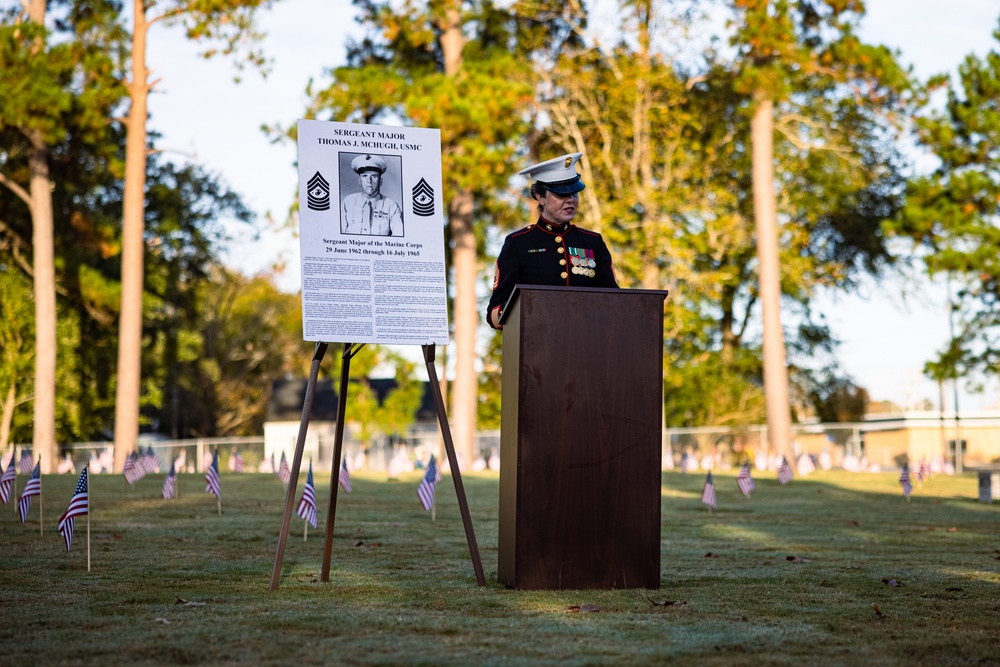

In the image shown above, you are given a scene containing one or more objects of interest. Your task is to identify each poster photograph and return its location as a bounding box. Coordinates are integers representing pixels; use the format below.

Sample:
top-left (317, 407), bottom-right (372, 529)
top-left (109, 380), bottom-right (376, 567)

top-left (297, 119), bottom-right (449, 345)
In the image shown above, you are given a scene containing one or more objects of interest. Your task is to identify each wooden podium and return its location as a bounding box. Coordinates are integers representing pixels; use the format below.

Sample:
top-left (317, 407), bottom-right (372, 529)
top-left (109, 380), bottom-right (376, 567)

top-left (497, 285), bottom-right (669, 589)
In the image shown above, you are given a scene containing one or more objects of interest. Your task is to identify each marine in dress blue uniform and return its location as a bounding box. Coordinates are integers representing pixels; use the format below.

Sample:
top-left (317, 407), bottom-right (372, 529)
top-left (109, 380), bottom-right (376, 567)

top-left (486, 153), bottom-right (618, 330)
top-left (341, 154), bottom-right (403, 236)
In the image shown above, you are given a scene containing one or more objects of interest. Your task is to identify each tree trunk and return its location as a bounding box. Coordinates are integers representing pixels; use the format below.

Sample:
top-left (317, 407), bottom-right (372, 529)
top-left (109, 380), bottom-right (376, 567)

top-left (28, 133), bottom-right (57, 474)
top-left (750, 95), bottom-right (791, 460)
top-left (26, 0), bottom-right (56, 474)
top-left (448, 192), bottom-right (478, 465)
top-left (634, 0), bottom-right (659, 292)
top-left (114, 0), bottom-right (150, 472)
top-left (1, 382), bottom-right (15, 452)
top-left (439, 3), bottom-right (477, 465)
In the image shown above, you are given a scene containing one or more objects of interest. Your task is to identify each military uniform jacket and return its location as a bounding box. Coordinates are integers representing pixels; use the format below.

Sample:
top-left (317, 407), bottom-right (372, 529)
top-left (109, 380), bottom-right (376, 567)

top-left (341, 193), bottom-right (403, 236)
top-left (486, 219), bottom-right (619, 329)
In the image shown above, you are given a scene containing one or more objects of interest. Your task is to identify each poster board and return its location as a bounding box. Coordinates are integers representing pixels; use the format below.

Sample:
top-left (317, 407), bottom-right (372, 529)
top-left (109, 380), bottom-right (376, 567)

top-left (297, 119), bottom-right (449, 345)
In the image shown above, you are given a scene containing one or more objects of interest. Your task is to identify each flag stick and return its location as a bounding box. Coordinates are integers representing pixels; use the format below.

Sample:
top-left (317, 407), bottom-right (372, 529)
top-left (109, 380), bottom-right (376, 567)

top-left (304, 521), bottom-right (308, 542)
top-left (38, 457), bottom-right (43, 535)
top-left (11, 467), bottom-right (16, 515)
top-left (87, 495), bottom-right (91, 572)
top-left (217, 495), bottom-right (222, 516)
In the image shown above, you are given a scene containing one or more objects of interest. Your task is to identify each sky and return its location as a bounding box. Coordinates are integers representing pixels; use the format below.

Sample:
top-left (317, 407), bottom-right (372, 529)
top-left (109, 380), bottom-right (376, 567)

top-left (140, 0), bottom-right (1000, 411)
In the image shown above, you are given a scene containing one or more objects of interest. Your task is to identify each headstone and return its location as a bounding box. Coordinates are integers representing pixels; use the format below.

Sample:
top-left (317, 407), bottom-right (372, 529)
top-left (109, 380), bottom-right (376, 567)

top-left (978, 471), bottom-right (1000, 504)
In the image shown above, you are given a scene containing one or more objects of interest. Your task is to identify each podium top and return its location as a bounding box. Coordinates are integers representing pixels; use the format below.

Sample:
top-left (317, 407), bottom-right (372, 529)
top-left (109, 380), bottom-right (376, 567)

top-left (500, 284), bottom-right (669, 326)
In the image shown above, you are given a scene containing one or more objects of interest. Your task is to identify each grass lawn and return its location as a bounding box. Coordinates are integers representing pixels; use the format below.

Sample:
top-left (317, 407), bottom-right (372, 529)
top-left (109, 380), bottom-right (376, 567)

top-left (1, 467), bottom-right (998, 666)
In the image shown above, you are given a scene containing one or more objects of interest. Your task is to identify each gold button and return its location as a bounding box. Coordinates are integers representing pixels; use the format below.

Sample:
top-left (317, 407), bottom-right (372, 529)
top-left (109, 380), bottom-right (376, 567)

top-left (559, 259), bottom-right (566, 265)
top-left (560, 272), bottom-right (568, 279)
top-left (555, 236), bottom-right (563, 243)
top-left (557, 247), bottom-right (564, 254)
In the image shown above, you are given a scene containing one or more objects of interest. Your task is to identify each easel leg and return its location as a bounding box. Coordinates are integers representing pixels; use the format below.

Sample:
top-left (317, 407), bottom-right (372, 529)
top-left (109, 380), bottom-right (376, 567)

top-left (422, 345), bottom-right (486, 586)
top-left (321, 342), bottom-right (362, 582)
top-left (269, 341), bottom-right (328, 591)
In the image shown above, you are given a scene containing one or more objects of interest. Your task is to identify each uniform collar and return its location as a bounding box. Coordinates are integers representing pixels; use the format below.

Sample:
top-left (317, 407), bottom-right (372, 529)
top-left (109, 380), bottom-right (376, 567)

top-left (537, 217), bottom-right (571, 234)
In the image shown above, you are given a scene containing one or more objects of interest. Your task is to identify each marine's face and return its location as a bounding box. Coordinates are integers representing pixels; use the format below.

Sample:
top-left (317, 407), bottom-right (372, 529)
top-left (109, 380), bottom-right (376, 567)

top-left (359, 170), bottom-right (382, 197)
top-left (537, 190), bottom-right (578, 225)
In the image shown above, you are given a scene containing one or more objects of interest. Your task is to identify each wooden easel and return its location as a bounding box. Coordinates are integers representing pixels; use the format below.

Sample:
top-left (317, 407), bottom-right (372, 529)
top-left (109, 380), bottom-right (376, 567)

top-left (269, 342), bottom-right (485, 590)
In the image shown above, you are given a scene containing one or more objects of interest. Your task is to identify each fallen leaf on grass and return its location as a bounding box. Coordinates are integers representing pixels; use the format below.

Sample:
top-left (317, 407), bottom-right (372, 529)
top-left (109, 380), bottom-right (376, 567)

top-left (153, 618), bottom-right (171, 624)
top-left (873, 604), bottom-right (884, 618)
top-left (704, 552), bottom-right (720, 558)
top-left (945, 587), bottom-right (963, 592)
top-left (849, 520), bottom-right (860, 527)
top-left (647, 597), bottom-right (687, 607)
top-left (175, 597), bottom-right (207, 607)
top-left (947, 527), bottom-right (957, 532)
top-left (882, 579), bottom-right (904, 587)
top-left (787, 556), bottom-right (812, 563)
top-left (175, 538), bottom-right (195, 543)
top-left (567, 604), bottom-right (601, 613)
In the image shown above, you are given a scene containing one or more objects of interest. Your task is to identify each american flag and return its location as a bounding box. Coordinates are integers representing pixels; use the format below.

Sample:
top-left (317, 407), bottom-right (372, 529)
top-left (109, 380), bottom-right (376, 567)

top-left (205, 449), bottom-right (221, 499)
top-left (18, 448), bottom-right (34, 474)
top-left (917, 458), bottom-right (930, 482)
top-left (339, 458), bottom-right (352, 494)
top-left (899, 466), bottom-right (913, 499)
top-left (123, 452), bottom-right (145, 485)
top-left (162, 461), bottom-right (177, 499)
top-left (701, 471), bottom-right (717, 509)
top-left (231, 450), bottom-right (246, 473)
top-left (0, 454), bottom-right (15, 504)
top-left (18, 460), bottom-right (41, 523)
top-left (277, 452), bottom-right (291, 483)
top-left (417, 455), bottom-right (438, 511)
top-left (296, 461), bottom-right (318, 528)
top-left (737, 463), bottom-right (755, 497)
top-left (58, 467), bottom-right (89, 552)
top-left (141, 446), bottom-right (160, 474)
top-left (777, 457), bottom-right (794, 485)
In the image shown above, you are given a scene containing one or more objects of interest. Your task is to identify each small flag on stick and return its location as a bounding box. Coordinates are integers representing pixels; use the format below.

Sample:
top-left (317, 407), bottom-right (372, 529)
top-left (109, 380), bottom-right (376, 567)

top-left (899, 465), bottom-right (913, 501)
top-left (777, 457), bottom-right (794, 485)
top-left (418, 455), bottom-right (438, 511)
top-left (231, 450), bottom-right (246, 473)
top-left (205, 449), bottom-right (221, 513)
top-left (18, 449), bottom-right (33, 474)
top-left (277, 452), bottom-right (291, 483)
top-left (163, 461), bottom-right (177, 499)
top-left (296, 460), bottom-right (318, 532)
top-left (18, 460), bottom-right (41, 524)
top-left (701, 471), bottom-right (717, 510)
top-left (917, 458), bottom-right (930, 483)
top-left (141, 446), bottom-right (159, 474)
top-left (736, 463), bottom-right (755, 497)
top-left (339, 458), bottom-right (352, 494)
top-left (0, 455), bottom-right (15, 504)
top-left (58, 467), bottom-right (89, 553)
top-left (123, 452), bottom-right (144, 485)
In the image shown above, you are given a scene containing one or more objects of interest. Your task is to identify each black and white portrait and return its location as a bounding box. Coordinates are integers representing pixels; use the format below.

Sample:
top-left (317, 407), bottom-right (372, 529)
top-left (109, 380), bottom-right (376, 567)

top-left (338, 152), bottom-right (404, 237)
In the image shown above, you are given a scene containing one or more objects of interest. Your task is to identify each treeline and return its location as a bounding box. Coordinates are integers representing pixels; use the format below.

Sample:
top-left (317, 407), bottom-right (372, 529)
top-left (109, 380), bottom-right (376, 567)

top-left (3, 1), bottom-right (1000, 467)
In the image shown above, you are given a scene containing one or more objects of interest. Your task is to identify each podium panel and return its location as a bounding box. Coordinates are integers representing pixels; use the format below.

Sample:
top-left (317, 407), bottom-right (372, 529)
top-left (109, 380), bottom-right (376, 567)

top-left (498, 286), bottom-right (668, 589)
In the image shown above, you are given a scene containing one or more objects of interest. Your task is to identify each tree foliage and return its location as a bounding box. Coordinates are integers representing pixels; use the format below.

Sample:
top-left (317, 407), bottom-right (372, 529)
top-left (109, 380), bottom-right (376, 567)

top-left (890, 20), bottom-right (1000, 383)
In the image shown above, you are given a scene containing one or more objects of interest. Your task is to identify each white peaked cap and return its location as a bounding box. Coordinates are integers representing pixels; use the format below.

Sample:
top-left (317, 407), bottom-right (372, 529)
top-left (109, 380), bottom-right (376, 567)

top-left (518, 153), bottom-right (585, 194)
